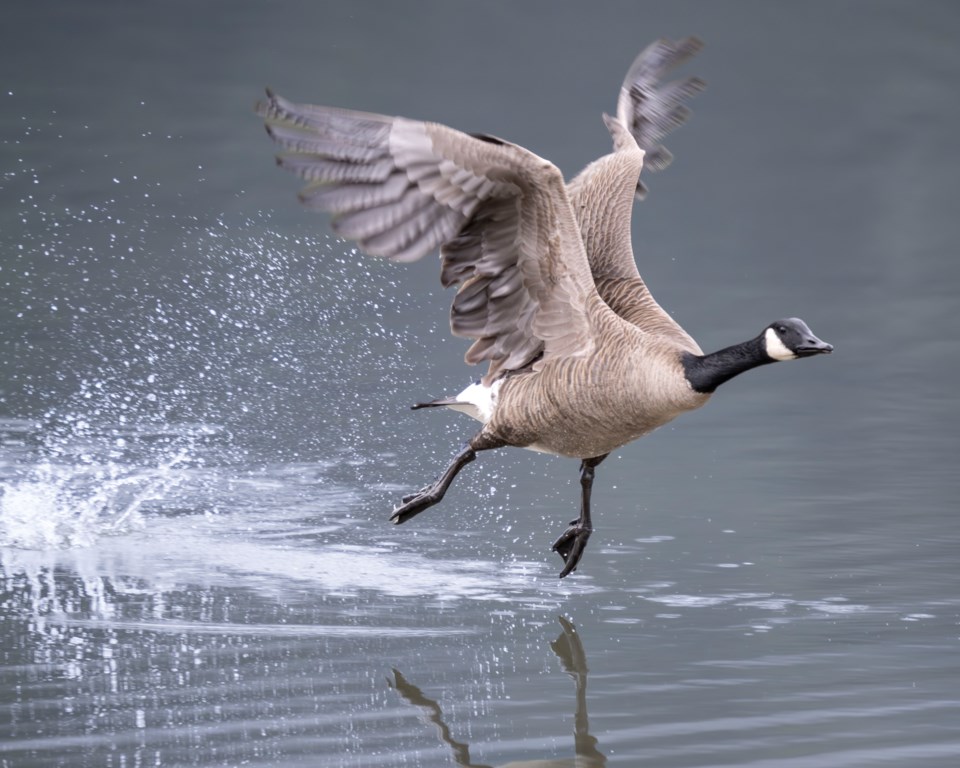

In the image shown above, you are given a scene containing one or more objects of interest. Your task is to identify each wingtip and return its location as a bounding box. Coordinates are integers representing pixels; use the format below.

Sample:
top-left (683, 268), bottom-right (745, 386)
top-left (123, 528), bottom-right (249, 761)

top-left (254, 87), bottom-right (277, 117)
top-left (679, 35), bottom-right (706, 53)
top-left (687, 76), bottom-right (708, 94)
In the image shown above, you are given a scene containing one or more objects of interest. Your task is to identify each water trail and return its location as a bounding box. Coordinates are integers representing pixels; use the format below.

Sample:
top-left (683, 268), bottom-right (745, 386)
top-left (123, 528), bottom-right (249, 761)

top-left (1, 209), bottom-right (426, 551)
top-left (1, 124), bottom-right (455, 554)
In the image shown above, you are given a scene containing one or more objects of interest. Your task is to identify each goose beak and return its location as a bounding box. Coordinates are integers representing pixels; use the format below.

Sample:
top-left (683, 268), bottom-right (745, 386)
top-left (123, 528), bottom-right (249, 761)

top-left (795, 335), bottom-right (833, 357)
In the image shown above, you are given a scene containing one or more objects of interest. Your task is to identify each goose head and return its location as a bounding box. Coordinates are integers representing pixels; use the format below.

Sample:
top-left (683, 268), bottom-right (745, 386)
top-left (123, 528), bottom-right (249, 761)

top-left (683, 317), bottom-right (833, 394)
top-left (763, 318), bottom-right (833, 361)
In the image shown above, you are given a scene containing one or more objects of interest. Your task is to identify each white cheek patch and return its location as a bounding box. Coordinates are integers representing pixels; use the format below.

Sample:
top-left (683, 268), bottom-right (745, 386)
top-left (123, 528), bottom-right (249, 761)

top-left (764, 327), bottom-right (797, 361)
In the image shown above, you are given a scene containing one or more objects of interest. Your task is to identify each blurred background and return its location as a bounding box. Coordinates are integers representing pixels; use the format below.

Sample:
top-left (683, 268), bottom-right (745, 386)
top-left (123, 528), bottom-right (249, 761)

top-left (1, 1), bottom-right (959, 766)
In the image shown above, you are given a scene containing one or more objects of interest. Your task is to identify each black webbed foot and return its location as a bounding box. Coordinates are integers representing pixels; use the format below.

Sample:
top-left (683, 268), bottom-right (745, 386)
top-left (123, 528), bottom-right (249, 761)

top-left (552, 521), bottom-right (593, 578)
top-left (391, 483), bottom-right (444, 525)
top-left (388, 443), bottom-right (479, 526)
top-left (400, 486), bottom-right (429, 505)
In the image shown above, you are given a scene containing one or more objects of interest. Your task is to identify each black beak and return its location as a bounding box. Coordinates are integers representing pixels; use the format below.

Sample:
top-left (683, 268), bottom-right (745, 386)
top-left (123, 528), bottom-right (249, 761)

top-left (795, 335), bottom-right (833, 357)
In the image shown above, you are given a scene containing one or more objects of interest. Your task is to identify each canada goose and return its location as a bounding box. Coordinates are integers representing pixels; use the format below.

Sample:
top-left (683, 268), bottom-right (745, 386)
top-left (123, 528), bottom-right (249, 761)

top-left (256, 38), bottom-right (832, 578)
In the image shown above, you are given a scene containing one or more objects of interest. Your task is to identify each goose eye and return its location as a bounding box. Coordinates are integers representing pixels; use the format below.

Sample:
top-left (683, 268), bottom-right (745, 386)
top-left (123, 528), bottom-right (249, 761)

top-left (777, 326), bottom-right (787, 334)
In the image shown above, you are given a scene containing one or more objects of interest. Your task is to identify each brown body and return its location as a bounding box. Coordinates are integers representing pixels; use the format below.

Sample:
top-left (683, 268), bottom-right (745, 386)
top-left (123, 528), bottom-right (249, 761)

top-left (487, 321), bottom-right (709, 459)
top-left (478, 137), bottom-right (710, 460)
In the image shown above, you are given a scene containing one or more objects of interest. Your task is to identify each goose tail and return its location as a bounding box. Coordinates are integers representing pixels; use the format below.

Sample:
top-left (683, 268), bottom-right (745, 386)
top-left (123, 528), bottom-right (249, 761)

top-left (411, 397), bottom-right (460, 410)
top-left (410, 380), bottom-right (501, 423)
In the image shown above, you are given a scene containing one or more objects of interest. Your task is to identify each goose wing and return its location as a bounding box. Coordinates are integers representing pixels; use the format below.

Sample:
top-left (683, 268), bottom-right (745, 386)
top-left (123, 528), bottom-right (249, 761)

top-left (256, 91), bottom-right (596, 384)
top-left (616, 36), bottom-right (706, 197)
top-left (566, 118), bottom-right (700, 353)
top-left (564, 39), bottom-right (705, 353)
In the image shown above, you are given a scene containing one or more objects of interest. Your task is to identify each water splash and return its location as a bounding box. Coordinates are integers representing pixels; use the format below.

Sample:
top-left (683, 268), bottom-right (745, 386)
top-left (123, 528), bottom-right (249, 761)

top-left (0, 453), bottom-right (190, 550)
top-left (0, 411), bottom-right (208, 550)
top-left (1, 117), bottom-right (458, 554)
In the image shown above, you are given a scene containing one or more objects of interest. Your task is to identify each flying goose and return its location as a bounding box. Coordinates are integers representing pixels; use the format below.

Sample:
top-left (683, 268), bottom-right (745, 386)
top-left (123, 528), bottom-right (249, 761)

top-left (256, 38), bottom-right (832, 578)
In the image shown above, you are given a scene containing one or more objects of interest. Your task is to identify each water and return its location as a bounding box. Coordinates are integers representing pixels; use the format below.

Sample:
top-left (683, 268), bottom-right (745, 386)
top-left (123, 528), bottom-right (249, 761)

top-left (2, 1), bottom-right (959, 766)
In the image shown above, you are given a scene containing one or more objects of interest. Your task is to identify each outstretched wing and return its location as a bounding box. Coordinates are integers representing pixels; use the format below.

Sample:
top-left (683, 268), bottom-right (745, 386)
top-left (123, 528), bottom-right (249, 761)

top-left (256, 91), bottom-right (596, 383)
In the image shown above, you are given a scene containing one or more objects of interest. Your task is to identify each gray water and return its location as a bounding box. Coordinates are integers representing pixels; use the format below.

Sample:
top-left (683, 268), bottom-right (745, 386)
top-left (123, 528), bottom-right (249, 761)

top-left (2, 1), bottom-right (959, 766)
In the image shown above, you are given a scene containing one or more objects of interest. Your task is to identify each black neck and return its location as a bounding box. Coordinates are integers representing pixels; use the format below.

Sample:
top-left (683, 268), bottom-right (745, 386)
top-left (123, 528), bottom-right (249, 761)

top-left (682, 335), bottom-right (773, 394)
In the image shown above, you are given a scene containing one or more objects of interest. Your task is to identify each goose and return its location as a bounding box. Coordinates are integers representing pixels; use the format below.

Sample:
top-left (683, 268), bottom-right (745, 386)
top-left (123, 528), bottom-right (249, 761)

top-left (256, 37), bottom-right (832, 578)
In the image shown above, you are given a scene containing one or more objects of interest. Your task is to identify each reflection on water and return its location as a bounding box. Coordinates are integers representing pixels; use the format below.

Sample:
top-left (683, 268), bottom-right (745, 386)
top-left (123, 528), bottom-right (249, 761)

top-left (5, 535), bottom-right (957, 767)
top-left (0, 536), bottom-right (574, 767)
top-left (391, 617), bottom-right (605, 768)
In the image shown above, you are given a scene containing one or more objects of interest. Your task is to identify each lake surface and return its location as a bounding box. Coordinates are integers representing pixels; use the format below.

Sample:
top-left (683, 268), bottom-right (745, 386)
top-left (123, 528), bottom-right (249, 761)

top-left (2, 2), bottom-right (959, 766)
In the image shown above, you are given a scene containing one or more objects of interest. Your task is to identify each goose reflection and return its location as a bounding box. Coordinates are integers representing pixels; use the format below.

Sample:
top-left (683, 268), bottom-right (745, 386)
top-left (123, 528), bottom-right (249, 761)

top-left (389, 616), bottom-right (604, 767)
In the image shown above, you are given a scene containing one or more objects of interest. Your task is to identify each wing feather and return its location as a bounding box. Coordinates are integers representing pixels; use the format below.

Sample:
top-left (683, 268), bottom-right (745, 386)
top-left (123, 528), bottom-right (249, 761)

top-left (615, 37), bottom-right (706, 197)
top-left (256, 92), bottom-right (597, 382)
top-left (567, 116), bottom-right (701, 354)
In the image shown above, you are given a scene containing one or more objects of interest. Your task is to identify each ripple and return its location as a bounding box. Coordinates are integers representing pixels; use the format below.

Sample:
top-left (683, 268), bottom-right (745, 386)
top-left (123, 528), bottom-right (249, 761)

top-left (54, 617), bottom-right (472, 638)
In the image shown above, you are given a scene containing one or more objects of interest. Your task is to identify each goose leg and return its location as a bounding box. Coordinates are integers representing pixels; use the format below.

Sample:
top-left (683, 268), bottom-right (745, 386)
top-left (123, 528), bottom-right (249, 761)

top-left (390, 433), bottom-right (504, 525)
top-left (552, 454), bottom-right (608, 578)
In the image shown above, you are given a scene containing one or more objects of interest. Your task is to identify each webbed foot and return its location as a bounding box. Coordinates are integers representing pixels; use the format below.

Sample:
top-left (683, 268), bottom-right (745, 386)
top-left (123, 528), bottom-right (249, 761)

top-left (552, 519), bottom-right (593, 578)
top-left (390, 483), bottom-right (444, 525)
top-left (387, 444), bottom-right (478, 525)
